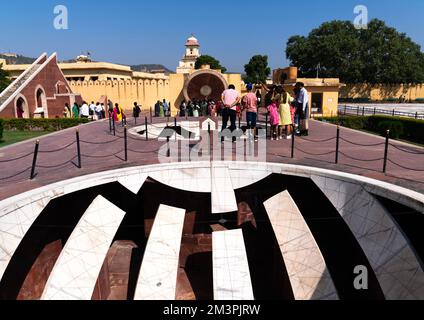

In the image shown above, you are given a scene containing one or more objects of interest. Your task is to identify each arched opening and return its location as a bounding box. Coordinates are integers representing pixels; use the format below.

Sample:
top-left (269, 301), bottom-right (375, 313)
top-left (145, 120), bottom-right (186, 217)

top-left (34, 87), bottom-right (48, 118)
top-left (16, 97), bottom-right (27, 119)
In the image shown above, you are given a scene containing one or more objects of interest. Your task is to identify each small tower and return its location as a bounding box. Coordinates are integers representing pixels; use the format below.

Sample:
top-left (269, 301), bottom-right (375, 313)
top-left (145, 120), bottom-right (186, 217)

top-left (177, 35), bottom-right (200, 74)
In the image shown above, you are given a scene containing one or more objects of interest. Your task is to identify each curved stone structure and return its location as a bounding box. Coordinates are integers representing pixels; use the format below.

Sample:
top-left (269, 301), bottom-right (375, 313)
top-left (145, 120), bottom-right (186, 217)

top-left (0, 162), bottom-right (423, 300)
top-left (183, 69), bottom-right (228, 102)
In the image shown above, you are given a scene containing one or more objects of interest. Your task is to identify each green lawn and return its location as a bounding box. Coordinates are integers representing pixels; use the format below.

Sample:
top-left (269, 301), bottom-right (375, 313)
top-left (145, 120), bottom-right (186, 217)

top-left (0, 131), bottom-right (50, 148)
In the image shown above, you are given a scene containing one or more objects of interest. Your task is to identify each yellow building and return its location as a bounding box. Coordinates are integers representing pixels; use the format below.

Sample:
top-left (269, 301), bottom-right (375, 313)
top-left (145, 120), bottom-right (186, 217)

top-left (274, 67), bottom-right (344, 117)
top-left (2, 36), bottom-right (243, 115)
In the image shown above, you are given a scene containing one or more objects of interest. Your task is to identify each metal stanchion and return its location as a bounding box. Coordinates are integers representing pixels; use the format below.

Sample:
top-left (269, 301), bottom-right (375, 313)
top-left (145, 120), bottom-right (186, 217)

top-left (124, 126), bottom-right (128, 162)
top-left (76, 129), bottom-right (82, 169)
top-left (383, 130), bottom-right (390, 173)
top-left (145, 117), bottom-right (149, 141)
top-left (265, 113), bottom-right (269, 139)
top-left (30, 140), bottom-right (40, 180)
top-left (112, 117), bottom-right (116, 136)
top-left (150, 107), bottom-right (153, 123)
top-left (291, 132), bottom-right (295, 159)
top-left (167, 136), bottom-right (170, 158)
top-left (335, 126), bottom-right (340, 164)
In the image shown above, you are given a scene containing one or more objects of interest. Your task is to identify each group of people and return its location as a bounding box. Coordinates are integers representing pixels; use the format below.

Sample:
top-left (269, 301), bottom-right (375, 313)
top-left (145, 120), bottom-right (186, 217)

top-left (64, 101), bottom-right (107, 120)
top-left (218, 81), bottom-right (310, 142)
top-left (64, 100), bottom-right (131, 125)
top-left (264, 81), bottom-right (309, 139)
top-left (179, 99), bottom-right (221, 118)
top-left (154, 100), bottom-right (171, 117)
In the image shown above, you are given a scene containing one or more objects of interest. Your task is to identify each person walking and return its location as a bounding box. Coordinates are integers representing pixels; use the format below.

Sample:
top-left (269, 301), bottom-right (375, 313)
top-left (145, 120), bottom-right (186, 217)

top-left (133, 102), bottom-right (141, 121)
top-left (163, 99), bottom-right (169, 117)
top-left (221, 84), bottom-right (241, 143)
top-left (80, 101), bottom-right (90, 119)
top-left (154, 100), bottom-right (161, 117)
top-left (242, 83), bottom-right (258, 141)
top-left (64, 103), bottom-right (71, 118)
top-left (180, 101), bottom-right (187, 117)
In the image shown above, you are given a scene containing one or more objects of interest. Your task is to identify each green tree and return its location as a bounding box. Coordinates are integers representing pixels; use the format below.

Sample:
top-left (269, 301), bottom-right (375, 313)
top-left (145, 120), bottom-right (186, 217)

top-left (286, 19), bottom-right (424, 84)
top-left (0, 63), bottom-right (11, 92)
top-left (244, 55), bottom-right (271, 84)
top-left (195, 55), bottom-right (227, 73)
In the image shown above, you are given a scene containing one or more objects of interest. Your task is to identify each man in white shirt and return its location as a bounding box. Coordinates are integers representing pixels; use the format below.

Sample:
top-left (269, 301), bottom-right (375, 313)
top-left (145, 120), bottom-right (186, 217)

top-left (80, 102), bottom-right (90, 118)
top-left (295, 82), bottom-right (309, 136)
top-left (221, 84), bottom-right (241, 143)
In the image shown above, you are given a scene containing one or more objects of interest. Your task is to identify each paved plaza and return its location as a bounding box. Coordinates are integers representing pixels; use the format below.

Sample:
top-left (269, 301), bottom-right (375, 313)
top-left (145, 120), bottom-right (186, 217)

top-left (1, 113), bottom-right (423, 200)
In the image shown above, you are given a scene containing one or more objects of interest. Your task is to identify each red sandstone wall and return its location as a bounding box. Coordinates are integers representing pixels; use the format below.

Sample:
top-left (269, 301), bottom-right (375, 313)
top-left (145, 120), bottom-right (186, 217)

top-left (0, 55), bottom-right (82, 119)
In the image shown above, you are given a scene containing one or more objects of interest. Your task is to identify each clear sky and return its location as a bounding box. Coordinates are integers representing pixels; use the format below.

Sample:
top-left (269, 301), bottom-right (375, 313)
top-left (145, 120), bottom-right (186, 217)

top-left (1, 0), bottom-right (423, 73)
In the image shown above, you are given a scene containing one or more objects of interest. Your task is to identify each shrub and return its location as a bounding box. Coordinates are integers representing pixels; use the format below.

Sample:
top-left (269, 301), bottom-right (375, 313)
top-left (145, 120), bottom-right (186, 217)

top-left (1, 118), bottom-right (89, 132)
top-left (0, 119), bottom-right (3, 141)
top-left (318, 115), bottom-right (424, 144)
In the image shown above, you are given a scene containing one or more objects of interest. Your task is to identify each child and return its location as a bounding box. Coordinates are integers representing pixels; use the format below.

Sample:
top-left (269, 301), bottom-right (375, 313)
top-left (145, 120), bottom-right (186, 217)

top-left (267, 101), bottom-right (280, 140)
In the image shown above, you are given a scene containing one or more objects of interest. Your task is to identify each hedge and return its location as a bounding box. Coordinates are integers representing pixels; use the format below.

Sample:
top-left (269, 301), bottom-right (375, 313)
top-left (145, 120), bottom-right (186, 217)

top-left (318, 115), bottom-right (424, 144)
top-left (0, 118), bottom-right (89, 132)
top-left (0, 119), bottom-right (3, 141)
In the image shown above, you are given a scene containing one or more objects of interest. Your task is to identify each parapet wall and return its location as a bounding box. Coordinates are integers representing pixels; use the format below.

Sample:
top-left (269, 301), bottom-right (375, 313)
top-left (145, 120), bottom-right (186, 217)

top-left (69, 79), bottom-right (171, 112)
top-left (340, 83), bottom-right (424, 101)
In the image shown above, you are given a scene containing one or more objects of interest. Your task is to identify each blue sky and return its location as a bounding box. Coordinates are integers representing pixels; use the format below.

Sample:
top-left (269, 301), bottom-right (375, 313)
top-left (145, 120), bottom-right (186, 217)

top-left (1, 0), bottom-right (423, 73)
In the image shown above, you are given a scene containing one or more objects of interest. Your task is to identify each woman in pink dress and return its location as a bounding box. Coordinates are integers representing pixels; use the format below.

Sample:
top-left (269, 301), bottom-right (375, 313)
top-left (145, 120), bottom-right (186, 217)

top-left (267, 101), bottom-right (280, 140)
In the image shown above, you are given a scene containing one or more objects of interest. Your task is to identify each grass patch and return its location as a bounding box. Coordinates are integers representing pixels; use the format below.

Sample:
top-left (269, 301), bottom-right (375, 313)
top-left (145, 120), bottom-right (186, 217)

top-left (0, 131), bottom-right (50, 148)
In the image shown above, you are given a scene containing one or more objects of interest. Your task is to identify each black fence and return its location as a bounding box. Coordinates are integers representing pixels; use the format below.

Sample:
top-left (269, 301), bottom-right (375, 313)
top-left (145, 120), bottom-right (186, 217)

top-left (339, 105), bottom-right (424, 120)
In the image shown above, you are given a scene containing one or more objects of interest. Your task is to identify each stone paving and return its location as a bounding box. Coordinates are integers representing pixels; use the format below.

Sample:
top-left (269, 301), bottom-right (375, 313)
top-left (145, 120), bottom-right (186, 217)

top-left (0, 112), bottom-right (423, 201)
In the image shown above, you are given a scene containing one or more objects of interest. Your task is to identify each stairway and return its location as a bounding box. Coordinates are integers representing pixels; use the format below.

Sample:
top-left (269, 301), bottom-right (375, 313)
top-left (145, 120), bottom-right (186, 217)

top-left (0, 63), bottom-right (42, 107)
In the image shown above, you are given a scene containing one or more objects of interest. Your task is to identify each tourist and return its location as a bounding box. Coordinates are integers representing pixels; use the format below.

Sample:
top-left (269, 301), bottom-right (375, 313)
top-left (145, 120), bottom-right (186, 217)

top-left (80, 101), bottom-right (90, 118)
top-left (221, 84), bottom-right (241, 143)
top-left (163, 99), bottom-right (169, 117)
top-left (154, 100), bottom-right (161, 117)
top-left (267, 97), bottom-right (280, 140)
top-left (133, 102), bottom-right (141, 120)
top-left (192, 99), bottom-right (200, 117)
top-left (200, 99), bottom-right (208, 117)
top-left (114, 103), bottom-right (123, 122)
top-left (187, 101), bottom-right (194, 117)
top-left (89, 101), bottom-right (96, 118)
top-left (242, 83), bottom-right (258, 141)
top-left (159, 101), bottom-right (165, 117)
top-left (72, 102), bottom-right (79, 118)
top-left (63, 103), bottom-right (71, 118)
top-left (275, 86), bottom-right (294, 139)
top-left (107, 100), bottom-right (114, 118)
top-left (208, 100), bottom-right (217, 117)
top-left (180, 101), bottom-right (187, 117)
top-left (295, 82), bottom-right (309, 136)
top-left (95, 103), bottom-right (104, 119)
top-left (216, 100), bottom-right (223, 117)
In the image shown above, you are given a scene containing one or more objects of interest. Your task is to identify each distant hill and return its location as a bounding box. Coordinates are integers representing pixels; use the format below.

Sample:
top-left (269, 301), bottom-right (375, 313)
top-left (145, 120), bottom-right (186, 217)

top-left (131, 64), bottom-right (173, 75)
top-left (0, 54), bottom-right (36, 65)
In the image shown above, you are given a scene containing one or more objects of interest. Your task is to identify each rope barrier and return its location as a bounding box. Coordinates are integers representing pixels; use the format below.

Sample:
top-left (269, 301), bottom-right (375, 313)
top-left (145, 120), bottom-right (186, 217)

top-left (36, 156), bottom-right (77, 169)
top-left (80, 137), bottom-right (121, 145)
top-left (389, 143), bottom-right (424, 155)
top-left (0, 166), bottom-right (32, 181)
top-left (38, 141), bottom-right (76, 153)
top-left (82, 150), bottom-right (124, 159)
top-left (387, 159), bottom-right (424, 172)
top-left (295, 147), bottom-right (335, 157)
top-left (0, 152), bottom-right (33, 163)
top-left (339, 151), bottom-right (383, 162)
top-left (340, 137), bottom-right (385, 147)
top-left (297, 136), bottom-right (336, 143)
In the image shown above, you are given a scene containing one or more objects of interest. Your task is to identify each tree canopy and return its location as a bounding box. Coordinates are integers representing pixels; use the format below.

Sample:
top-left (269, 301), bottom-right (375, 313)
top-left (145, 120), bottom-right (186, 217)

top-left (195, 55), bottom-right (227, 73)
top-left (0, 64), bottom-right (11, 93)
top-left (286, 19), bottom-right (424, 84)
top-left (244, 55), bottom-right (271, 84)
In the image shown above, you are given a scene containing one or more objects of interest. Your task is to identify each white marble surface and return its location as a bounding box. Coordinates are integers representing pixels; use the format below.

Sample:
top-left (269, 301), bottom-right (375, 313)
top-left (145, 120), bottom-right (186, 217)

top-left (213, 229), bottom-right (254, 300)
top-left (41, 196), bottom-right (126, 300)
top-left (264, 191), bottom-right (339, 300)
top-left (117, 172), bottom-right (149, 194)
top-left (0, 160), bottom-right (423, 296)
top-left (128, 121), bottom-right (201, 141)
top-left (211, 166), bottom-right (238, 214)
top-left (312, 175), bottom-right (424, 300)
top-left (134, 204), bottom-right (186, 300)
